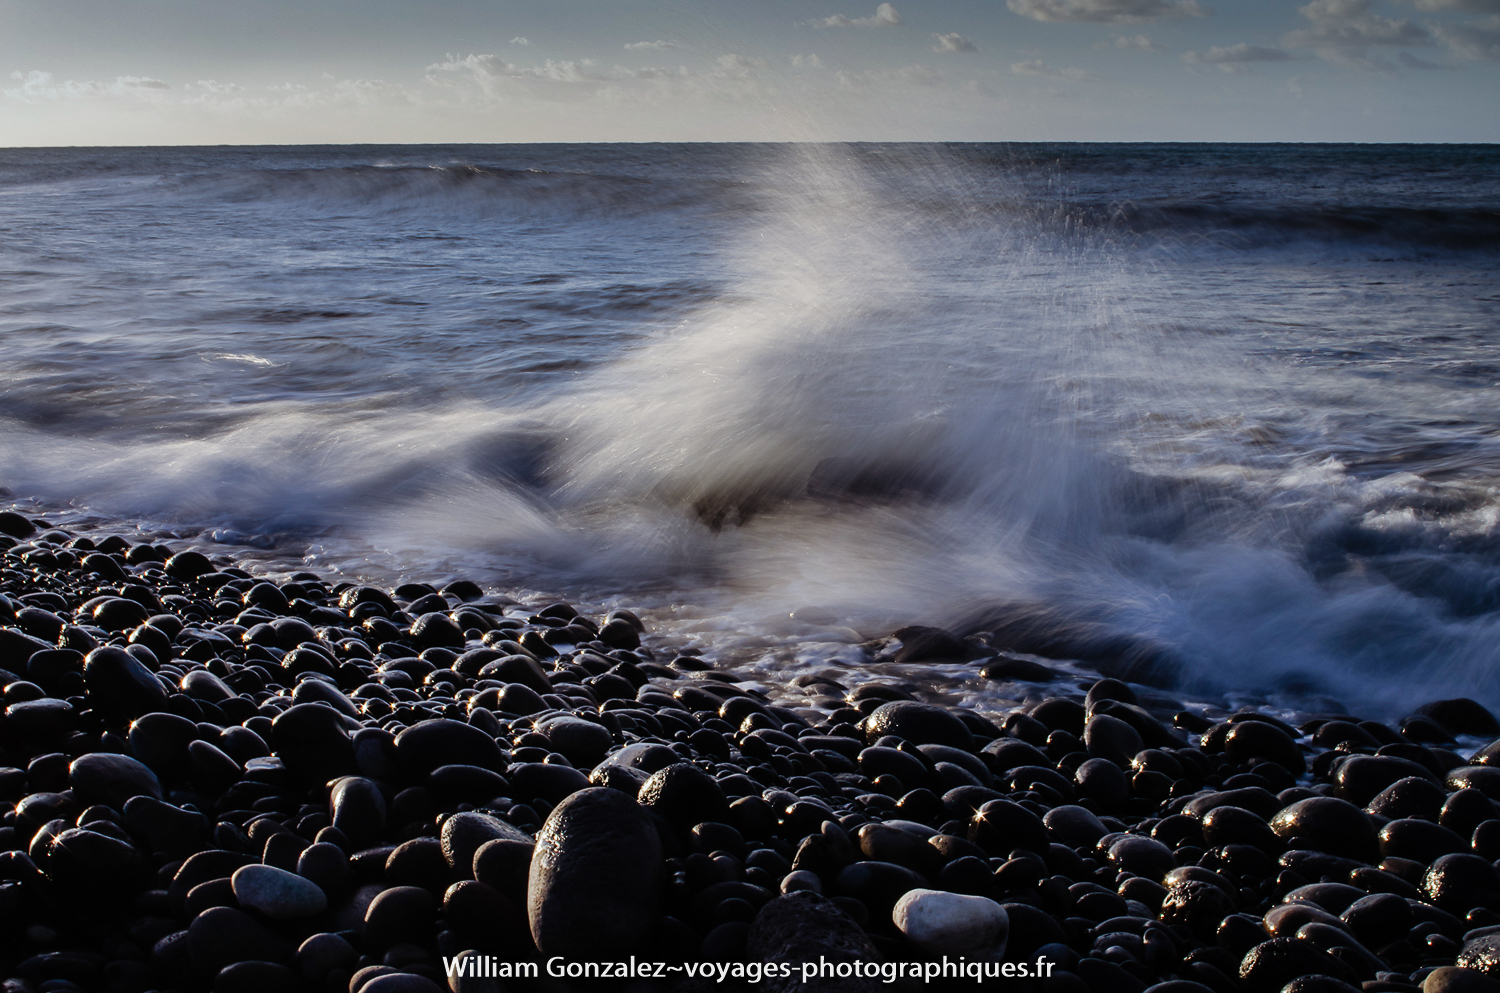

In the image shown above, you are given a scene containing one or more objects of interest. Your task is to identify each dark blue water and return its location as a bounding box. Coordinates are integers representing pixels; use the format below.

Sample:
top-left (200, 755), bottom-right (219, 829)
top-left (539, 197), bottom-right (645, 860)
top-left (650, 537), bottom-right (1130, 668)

top-left (2, 142), bottom-right (1499, 717)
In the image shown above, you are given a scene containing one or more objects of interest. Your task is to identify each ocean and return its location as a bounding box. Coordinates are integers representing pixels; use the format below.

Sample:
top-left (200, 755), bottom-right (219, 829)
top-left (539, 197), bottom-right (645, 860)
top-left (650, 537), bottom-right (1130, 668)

top-left (1, 141), bottom-right (1498, 719)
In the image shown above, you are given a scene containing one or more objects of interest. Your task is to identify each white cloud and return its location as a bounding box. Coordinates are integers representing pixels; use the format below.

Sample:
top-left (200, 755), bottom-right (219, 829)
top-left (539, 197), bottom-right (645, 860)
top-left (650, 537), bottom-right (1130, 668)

top-left (1395, 0), bottom-right (1500, 10)
top-left (792, 54), bottom-right (825, 68)
top-left (821, 3), bottom-right (902, 27)
top-left (932, 33), bottom-right (980, 53)
top-left (1114, 34), bottom-right (1164, 49)
top-left (624, 40), bottom-right (680, 51)
top-left (1006, 0), bottom-right (1208, 24)
top-left (5, 70), bottom-right (174, 101)
top-left (1010, 59), bottom-right (1105, 80)
top-left (1432, 15), bottom-right (1500, 58)
top-left (1184, 43), bottom-right (1294, 71)
top-left (510, 37), bottom-right (530, 46)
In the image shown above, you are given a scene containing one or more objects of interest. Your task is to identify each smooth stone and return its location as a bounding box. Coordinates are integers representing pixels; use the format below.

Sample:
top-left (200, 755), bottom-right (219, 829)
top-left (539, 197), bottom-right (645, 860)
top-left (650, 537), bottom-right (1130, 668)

top-left (385, 838), bottom-right (453, 894)
top-left (968, 799), bottom-right (1048, 856)
top-left (1427, 855), bottom-right (1500, 915)
top-left (187, 906), bottom-right (293, 974)
top-left (1075, 757), bottom-right (1130, 808)
top-left (1224, 720), bottom-right (1305, 774)
top-left (1380, 817), bottom-right (1469, 864)
top-left (1335, 755), bottom-right (1440, 807)
top-left (127, 711), bottom-right (199, 780)
top-left (475, 655), bottom-right (552, 695)
top-left (892, 888), bottom-right (1008, 956)
top-left (746, 892), bottom-right (881, 993)
top-left (122, 795), bottom-right (210, 858)
top-left (297, 842), bottom-right (352, 898)
top-left (1367, 776), bottom-right (1449, 821)
top-left (1458, 934), bottom-right (1500, 979)
top-left (534, 715), bottom-right (613, 767)
top-left (68, 752), bottom-right (161, 808)
top-left (1429, 966), bottom-right (1500, 991)
top-left (362, 885), bottom-right (440, 952)
top-left (270, 703), bottom-right (357, 787)
top-left (83, 646), bottom-right (168, 721)
top-left (507, 763), bottom-right (591, 807)
top-left (231, 863), bottom-right (327, 919)
top-left (291, 678), bottom-right (358, 717)
top-left (1201, 805), bottom-right (1281, 852)
top-left (637, 762), bottom-right (730, 829)
top-left (1238, 937), bottom-right (1356, 993)
top-left (410, 611), bottom-right (465, 650)
top-left (1161, 880), bottom-right (1236, 940)
top-left (528, 787), bottom-right (661, 959)
top-left (1449, 766), bottom-right (1500, 801)
top-left (180, 668), bottom-right (235, 703)
top-left (862, 700), bottom-right (973, 750)
top-left (1108, 834), bottom-right (1177, 878)
top-left (1044, 804), bottom-right (1108, 845)
top-left (330, 777), bottom-right (387, 850)
top-left (440, 812), bottom-right (531, 877)
top-left (213, 960), bottom-right (298, 993)
top-left (364, 974), bottom-right (445, 993)
top-left (428, 764), bottom-right (508, 804)
top-left (1340, 892), bottom-right (1412, 948)
top-left (472, 838), bottom-right (535, 902)
top-left (1419, 698), bottom-right (1500, 737)
top-left (394, 719), bottom-right (504, 777)
top-left (1084, 714), bottom-right (1143, 767)
top-left (1269, 797), bottom-right (1379, 863)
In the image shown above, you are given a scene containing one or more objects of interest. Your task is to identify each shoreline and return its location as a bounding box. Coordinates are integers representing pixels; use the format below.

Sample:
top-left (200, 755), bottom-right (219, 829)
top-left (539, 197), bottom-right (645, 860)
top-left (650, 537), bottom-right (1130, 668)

top-left (5, 506), bottom-right (1500, 992)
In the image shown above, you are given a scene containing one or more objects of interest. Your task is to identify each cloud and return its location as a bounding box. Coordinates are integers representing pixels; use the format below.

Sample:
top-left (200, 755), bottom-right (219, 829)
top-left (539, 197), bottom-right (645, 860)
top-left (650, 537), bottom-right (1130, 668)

top-left (821, 3), bottom-right (902, 27)
top-left (624, 40), bottom-right (680, 50)
top-left (509, 37), bottom-right (530, 46)
top-left (792, 54), bottom-right (825, 67)
top-left (932, 33), bottom-right (979, 52)
top-left (1010, 59), bottom-right (1105, 80)
top-left (1006, 0), bottom-right (1208, 24)
top-left (1284, 0), bottom-right (1429, 48)
top-left (1395, 0), bottom-right (1500, 10)
top-left (1184, 43), bottom-right (1294, 71)
top-left (1114, 34), bottom-right (1164, 49)
top-left (1398, 50), bottom-right (1453, 66)
top-left (1432, 16), bottom-right (1500, 58)
top-left (5, 70), bottom-right (173, 100)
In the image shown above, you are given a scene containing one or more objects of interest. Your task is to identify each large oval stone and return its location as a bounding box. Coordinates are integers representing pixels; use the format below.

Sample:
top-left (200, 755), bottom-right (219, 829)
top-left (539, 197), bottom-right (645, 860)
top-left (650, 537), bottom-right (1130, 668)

top-left (270, 703), bottom-right (356, 787)
top-left (528, 786), bottom-right (661, 959)
top-left (83, 646), bottom-right (168, 721)
top-left (892, 888), bottom-right (1007, 956)
top-left (231, 864), bottom-right (328, 919)
top-left (394, 719), bottom-right (504, 777)
top-left (69, 752), bottom-right (162, 808)
top-left (863, 701), bottom-right (973, 750)
top-left (1269, 797), bottom-right (1379, 864)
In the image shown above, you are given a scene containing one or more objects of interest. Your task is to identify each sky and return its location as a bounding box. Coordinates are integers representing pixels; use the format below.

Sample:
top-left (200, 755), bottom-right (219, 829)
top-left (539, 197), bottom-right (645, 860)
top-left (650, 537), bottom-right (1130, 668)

top-left (1, 0), bottom-right (1496, 145)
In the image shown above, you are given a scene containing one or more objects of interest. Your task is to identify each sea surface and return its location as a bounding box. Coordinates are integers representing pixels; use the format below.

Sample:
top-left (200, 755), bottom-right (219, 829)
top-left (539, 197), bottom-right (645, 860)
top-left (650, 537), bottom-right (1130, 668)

top-left (2, 142), bottom-right (1499, 718)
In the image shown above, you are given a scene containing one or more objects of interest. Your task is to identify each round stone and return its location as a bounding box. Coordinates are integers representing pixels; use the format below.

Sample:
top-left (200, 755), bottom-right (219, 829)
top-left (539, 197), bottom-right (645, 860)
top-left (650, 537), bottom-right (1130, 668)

top-left (231, 863), bottom-right (328, 919)
top-left (637, 763), bottom-right (730, 830)
top-left (68, 752), bottom-right (161, 809)
top-left (534, 716), bottom-right (613, 767)
top-left (394, 719), bottom-right (504, 777)
top-left (1269, 797), bottom-right (1379, 863)
top-left (892, 888), bottom-right (1008, 956)
top-left (862, 701), bottom-right (974, 750)
top-left (528, 786), bottom-right (661, 959)
top-left (83, 647), bottom-right (168, 721)
top-left (440, 812), bottom-right (532, 876)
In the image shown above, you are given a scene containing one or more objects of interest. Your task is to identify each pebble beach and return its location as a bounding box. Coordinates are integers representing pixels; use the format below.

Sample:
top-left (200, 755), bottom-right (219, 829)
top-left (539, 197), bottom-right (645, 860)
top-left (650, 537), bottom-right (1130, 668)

top-left (7, 506), bottom-right (1500, 993)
